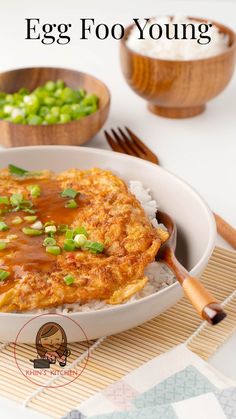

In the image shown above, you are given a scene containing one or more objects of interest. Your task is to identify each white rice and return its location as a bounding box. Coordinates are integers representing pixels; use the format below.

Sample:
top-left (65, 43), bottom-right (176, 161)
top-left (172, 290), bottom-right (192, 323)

top-left (26, 181), bottom-right (176, 314)
top-left (126, 15), bottom-right (229, 60)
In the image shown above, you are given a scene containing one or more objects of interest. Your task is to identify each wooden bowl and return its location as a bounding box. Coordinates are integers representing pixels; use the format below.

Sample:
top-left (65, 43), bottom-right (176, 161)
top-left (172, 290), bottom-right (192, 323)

top-left (0, 67), bottom-right (110, 147)
top-left (120, 18), bottom-right (236, 118)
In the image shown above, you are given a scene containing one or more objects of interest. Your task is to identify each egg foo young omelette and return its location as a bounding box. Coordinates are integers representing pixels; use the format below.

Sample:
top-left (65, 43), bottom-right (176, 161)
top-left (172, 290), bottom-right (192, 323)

top-left (0, 165), bottom-right (164, 313)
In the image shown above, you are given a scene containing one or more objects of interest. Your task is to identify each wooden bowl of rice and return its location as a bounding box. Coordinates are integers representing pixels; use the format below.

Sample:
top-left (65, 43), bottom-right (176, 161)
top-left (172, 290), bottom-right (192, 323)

top-left (120, 17), bottom-right (236, 118)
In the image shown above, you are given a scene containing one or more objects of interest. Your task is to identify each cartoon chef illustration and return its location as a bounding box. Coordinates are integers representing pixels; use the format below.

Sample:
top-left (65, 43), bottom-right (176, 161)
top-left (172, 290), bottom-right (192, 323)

top-left (35, 322), bottom-right (71, 367)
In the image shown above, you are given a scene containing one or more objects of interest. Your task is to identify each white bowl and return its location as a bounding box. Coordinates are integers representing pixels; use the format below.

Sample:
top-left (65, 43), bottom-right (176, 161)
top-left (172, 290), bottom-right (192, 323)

top-left (0, 146), bottom-right (216, 343)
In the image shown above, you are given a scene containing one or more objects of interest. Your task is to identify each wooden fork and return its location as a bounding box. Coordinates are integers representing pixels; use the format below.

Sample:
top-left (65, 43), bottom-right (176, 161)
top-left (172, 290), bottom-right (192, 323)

top-left (104, 127), bottom-right (236, 250)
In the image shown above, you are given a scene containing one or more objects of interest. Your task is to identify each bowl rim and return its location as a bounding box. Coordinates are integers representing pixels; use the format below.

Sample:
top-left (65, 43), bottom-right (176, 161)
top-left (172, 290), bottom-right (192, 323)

top-left (121, 15), bottom-right (236, 64)
top-left (0, 66), bottom-right (111, 128)
top-left (0, 145), bottom-right (216, 318)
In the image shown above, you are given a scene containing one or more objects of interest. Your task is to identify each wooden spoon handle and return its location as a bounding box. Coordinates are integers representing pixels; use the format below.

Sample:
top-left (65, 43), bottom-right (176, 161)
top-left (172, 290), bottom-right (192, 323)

top-left (182, 277), bottom-right (226, 324)
top-left (161, 248), bottom-right (226, 325)
top-left (214, 213), bottom-right (236, 250)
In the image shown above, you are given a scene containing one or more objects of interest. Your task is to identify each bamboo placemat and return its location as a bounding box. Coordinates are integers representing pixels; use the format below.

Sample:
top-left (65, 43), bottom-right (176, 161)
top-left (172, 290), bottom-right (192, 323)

top-left (0, 246), bottom-right (235, 418)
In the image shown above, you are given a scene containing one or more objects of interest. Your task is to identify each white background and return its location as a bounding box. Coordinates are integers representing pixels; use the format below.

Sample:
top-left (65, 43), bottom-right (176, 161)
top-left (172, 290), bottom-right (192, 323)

top-left (0, 0), bottom-right (235, 418)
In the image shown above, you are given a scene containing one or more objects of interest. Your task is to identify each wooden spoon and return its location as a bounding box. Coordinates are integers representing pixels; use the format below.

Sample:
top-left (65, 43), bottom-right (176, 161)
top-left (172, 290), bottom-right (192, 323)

top-left (156, 210), bottom-right (227, 325)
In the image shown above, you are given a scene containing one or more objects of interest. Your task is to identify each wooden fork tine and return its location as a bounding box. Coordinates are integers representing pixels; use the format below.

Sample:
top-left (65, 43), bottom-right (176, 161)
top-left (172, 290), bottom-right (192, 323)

top-left (117, 127), bottom-right (142, 157)
top-left (111, 128), bottom-right (135, 156)
top-left (125, 127), bottom-right (150, 153)
top-left (105, 128), bottom-right (159, 164)
top-left (104, 130), bottom-right (124, 153)
top-left (125, 127), bottom-right (159, 164)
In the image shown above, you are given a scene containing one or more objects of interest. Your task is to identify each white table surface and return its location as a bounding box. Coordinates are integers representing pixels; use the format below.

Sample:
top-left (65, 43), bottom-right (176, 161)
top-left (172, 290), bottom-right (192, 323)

top-left (0, 0), bottom-right (235, 417)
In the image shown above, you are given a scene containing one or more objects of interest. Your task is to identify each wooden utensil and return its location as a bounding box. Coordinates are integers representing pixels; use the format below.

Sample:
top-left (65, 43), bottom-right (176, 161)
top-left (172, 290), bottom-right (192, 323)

top-left (120, 18), bottom-right (236, 118)
top-left (156, 210), bottom-right (226, 324)
top-left (214, 213), bottom-right (236, 250)
top-left (0, 67), bottom-right (110, 147)
top-left (105, 127), bottom-right (159, 164)
top-left (104, 127), bottom-right (236, 250)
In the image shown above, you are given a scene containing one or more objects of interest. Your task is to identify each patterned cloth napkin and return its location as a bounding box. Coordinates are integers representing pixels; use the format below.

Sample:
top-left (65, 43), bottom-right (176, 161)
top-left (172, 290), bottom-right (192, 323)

top-left (62, 344), bottom-right (236, 419)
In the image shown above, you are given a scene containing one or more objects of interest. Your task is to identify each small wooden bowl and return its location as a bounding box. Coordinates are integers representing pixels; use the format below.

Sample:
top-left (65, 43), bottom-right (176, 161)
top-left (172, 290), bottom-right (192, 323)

top-left (120, 18), bottom-right (236, 118)
top-left (0, 67), bottom-right (110, 147)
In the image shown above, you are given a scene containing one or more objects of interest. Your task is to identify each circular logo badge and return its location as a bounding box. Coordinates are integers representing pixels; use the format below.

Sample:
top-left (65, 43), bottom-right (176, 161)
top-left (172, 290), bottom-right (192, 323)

top-left (13, 313), bottom-right (90, 388)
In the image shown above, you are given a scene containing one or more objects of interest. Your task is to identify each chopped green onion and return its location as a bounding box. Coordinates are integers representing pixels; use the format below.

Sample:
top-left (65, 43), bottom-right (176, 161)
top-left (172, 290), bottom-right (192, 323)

top-left (19, 199), bottom-right (33, 208)
top-left (24, 215), bottom-right (37, 222)
top-left (1, 83), bottom-right (98, 126)
top-left (83, 241), bottom-right (104, 254)
top-left (74, 234), bottom-right (87, 248)
top-left (64, 274), bottom-right (75, 285)
top-left (51, 106), bottom-right (60, 117)
top-left (56, 80), bottom-right (65, 89)
top-left (22, 227), bottom-right (43, 236)
top-left (58, 224), bottom-right (68, 233)
top-left (45, 81), bottom-right (56, 91)
top-left (60, 114), bottom-right (71, 124)
top-left (12, 216), bottom-right (23, 224)
top-left (65, 229), bottom-right (74, 239)
top-left (0, 197), bottom-right (9, 205)
top-left (30, 221), bottom-right (43, 230)
top-left (0, 221), bottom-right (8, 231)
top-left (8, 164), bottom-right (42, 178)
top-left (43, 237), bottom-right (56, 247)
top-left (65, 199), bottom-right (78, 209)
top-left (11, 197), bottom-right (35, 213)
top-left (0, 269), bottom-right (10, 281)
top-left (61, 188), bottom-right (79, 199)
top-left (8, 164), bottom-right (28, 177)
top-left (22, 208), bottom-right (36, 214)
top-left (73, 226), bottom-right (88, 237)
top-left (10, 193), bottom-right (23, 206)
top-left (46, 245), bottom-right (61, 255)
top-left (27, 184), bottom-right (41, 198)
top-left (0, 241), bottom-right (7, 250)
top-left (63, 239), bottom-right (76, 251)
top-left (28, 115), bottom-right (43, 125)
top-left (45, 225), bottom-right (57, 234)
top-left (44, 221), bottom-right (55, 227)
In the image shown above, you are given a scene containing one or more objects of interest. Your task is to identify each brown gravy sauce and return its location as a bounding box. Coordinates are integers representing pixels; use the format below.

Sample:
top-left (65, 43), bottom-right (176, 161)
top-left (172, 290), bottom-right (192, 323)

top-left (0, 178), bottom-right (79, 293)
